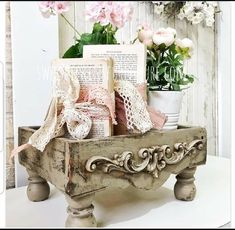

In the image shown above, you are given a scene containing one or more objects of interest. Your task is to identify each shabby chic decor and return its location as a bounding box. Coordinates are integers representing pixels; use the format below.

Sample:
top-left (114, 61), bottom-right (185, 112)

top-left (18, 125), bottom-right (207, 227)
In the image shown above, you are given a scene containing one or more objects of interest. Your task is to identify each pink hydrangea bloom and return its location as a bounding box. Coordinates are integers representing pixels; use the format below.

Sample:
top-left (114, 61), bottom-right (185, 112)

top-left (109, 2), bottom-right (133, 28)
top-left (38, 1), bottom-right (70, 18)
top-left (86, 1), bottom-right (133, 29)
top-left (54, 1), bottom-right (70, 14)
top-left (38, 1), bottom-right (55, 18)
top-left (38, 1), bottom-right (55, 12)
top-left (86, 1), bottom-right (111, 26)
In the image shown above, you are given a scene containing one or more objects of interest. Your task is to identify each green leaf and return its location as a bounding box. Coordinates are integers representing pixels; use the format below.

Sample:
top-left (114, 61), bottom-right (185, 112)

top-left (92, 22), bottom-right (105, 33)
top-left (80, 33), bottom-right (93, 44)
top-left (63, 44), bottom-right (80, 58)
top-left (185, 74), bottom-right (195, 83)
top-left (91, 32), bottom-right (104, 44)
top-left (172, 84), bottom-right (181, 91)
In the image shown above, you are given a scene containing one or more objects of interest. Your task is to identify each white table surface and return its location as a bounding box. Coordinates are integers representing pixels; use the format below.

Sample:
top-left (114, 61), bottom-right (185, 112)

top-left (6, 155), bottom-right (230, 228)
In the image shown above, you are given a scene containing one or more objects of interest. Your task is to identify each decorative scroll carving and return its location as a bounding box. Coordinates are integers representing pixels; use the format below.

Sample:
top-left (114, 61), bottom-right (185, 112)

top-left (85, 139), bottom-right (204, 178)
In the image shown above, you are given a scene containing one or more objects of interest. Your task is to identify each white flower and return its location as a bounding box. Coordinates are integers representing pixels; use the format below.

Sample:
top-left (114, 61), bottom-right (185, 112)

top-left (193, 2), bottom-right (204, 11)
top-left (186, 12), bottom-right (195, 22)
top-left (203, 4), bottom-right (215, 17)
top-left (205, 17), bottom-right (215, 27)
top-left (191, 12), bottom-right (205, 24)
top-left (176, 38), bottom-right (193, 50)
top-left (154, 4), bottom-right (164, 15)
top-left (182, 2), bottom-right (194, 16)
top-left (152, 28), bottom-right (175, 47)
top-left (153, 1), bottom-right (217, 27)
top-left (166, 27), bottom-right (176, 37)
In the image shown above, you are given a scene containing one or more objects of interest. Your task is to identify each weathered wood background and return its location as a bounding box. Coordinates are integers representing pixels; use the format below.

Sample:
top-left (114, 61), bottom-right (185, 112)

top-left (59, 1), bottom-right (217, 156)
top-left (5, 1), bottom-right (15, 189)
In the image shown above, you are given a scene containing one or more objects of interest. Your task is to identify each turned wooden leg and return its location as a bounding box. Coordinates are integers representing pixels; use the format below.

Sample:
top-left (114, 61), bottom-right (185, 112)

top-left (26, 169), bottom-right (50, 202)
top-left (174, 166), bottom-right (197, 201)
top-left (65, 193), bottom-right (97, 227)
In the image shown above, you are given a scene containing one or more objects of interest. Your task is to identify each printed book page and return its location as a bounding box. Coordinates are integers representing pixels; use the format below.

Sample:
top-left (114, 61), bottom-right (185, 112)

top-left (51, 58), bottom-right (114, 93)
top-left (83, 44), bottom-right (147, 85)
top-left (87, 120), bottom-right (112, 139)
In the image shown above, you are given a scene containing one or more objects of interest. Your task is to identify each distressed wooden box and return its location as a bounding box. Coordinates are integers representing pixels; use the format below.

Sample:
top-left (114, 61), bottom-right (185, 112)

top-left (18, 125), bottom-right (207, 227)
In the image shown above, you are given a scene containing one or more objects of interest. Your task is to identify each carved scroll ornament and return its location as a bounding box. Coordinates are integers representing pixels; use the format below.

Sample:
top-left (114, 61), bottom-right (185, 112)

top-left (85, 139), bottom-right (204, 178)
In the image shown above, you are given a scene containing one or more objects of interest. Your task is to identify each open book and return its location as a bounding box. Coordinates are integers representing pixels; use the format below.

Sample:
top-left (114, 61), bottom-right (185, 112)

top-left (83, 44), bottom-right (147, 135)
top-left (83, 44), bottom-right (147, 85)
top-left (51, 58), bottom-right (114, 138)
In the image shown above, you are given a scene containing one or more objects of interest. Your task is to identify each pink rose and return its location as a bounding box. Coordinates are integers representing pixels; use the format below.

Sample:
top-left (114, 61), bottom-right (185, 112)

top-left (152, 28), bottom-right (175, 47)
top-left (143, 39), bottom-right (153, 48)
top-left (166, 27), bottom-right (176, 37)
top-left (175, 38), bottom-right (193, 50)
top-left (175, 38), bottom-right (194, 58)
top-left (54, 1), bottom-right (70, 14)
top-left (137, 24), bottom-right (153, 48)
top-left (138, 24), bottom-right (153, 41)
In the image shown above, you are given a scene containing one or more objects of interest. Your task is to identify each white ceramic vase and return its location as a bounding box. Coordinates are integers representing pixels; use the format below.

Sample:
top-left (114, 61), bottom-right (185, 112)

top-left (148, 90), bottom-right (183, 130)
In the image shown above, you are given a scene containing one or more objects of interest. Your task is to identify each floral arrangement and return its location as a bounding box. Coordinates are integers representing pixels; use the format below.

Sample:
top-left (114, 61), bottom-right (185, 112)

top-left (39, 1), bottom-right (195, 91)
top-left (151, 1), bottom-right (219, 27)
top-left (39, 1), bottom-right (133, 58)
top-left (137, 25), bottom-right (195, 91)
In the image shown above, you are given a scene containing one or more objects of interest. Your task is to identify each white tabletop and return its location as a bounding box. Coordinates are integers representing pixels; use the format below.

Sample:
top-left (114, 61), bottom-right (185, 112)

top-left (6, 155), bottom-right (230, 228)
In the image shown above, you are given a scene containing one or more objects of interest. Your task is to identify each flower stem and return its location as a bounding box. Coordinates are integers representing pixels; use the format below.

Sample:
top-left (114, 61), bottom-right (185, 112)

top-left (131, 37), bottom-right (138, 44)
top-left (61, 13), bottom-right (81, 37)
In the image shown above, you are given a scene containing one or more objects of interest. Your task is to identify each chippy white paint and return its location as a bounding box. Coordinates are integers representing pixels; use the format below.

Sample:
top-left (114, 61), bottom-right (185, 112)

top-left (59, 1), bottom-right (222, 157)
top-left (11, 2), bottom-right (59, 187)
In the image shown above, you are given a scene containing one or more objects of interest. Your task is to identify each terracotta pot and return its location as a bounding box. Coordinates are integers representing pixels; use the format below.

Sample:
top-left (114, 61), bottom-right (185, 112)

top-left (148, 90), bottom-right (183, 130)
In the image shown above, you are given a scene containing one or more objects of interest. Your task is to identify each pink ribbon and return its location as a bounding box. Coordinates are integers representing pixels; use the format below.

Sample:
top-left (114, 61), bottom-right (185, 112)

top-left (10, 83), bottom-right (167, 161)
top-left (79, 86), bottom-right (116, 124)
